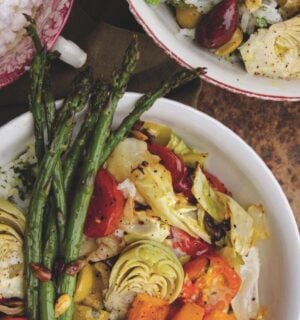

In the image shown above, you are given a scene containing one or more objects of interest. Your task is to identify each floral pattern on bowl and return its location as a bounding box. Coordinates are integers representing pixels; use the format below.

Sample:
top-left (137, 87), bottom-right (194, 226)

top-left (0, 0), bottom-right (73, 88)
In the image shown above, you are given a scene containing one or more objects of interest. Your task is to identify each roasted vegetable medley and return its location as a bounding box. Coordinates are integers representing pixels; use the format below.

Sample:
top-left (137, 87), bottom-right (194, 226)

top-left (0, 16), bottom-right (268, 320)
top-left (146, 0), bottom-right (300, 79)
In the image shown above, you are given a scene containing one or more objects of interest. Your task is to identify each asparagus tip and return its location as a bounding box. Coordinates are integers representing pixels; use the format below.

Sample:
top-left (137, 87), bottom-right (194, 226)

top-left (195, 67), bottom-right (207, 76)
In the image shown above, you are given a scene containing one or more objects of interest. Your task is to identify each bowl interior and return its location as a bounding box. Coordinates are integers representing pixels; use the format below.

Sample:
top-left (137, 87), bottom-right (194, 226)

top-left (0, 92), bottom-right (299, 319)
top-left (128, 1), bottom-right (300, 101)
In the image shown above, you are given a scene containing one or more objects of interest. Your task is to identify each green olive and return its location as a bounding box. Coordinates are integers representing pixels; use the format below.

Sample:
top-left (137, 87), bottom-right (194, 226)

top-left (176, 6), bottom-right (202, 29)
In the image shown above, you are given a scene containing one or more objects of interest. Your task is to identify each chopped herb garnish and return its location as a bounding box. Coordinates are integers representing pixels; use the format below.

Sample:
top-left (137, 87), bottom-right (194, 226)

top-left (256, 17), bottom-right (268, 28)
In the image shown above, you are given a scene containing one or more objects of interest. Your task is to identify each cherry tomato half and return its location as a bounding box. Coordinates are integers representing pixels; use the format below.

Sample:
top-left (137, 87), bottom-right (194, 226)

top-left (171, 227), bottom-right (211, 256)
top-left (204, 171), bottom-right (231, 196)
top-left (84, 168), bottom-right (125, 238)
top-left (181, 255), bottom-right (241, 313)
top-left (148, 143), bottom-right (193, 199)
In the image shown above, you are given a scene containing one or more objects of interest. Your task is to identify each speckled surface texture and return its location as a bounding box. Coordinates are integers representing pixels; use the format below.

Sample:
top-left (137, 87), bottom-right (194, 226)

top-left (198, 81), bottom-right (300, 226)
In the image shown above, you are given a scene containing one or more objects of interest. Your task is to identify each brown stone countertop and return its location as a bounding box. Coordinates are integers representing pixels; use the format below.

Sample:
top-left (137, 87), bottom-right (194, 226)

top-left (198, 82), bottom-right (300, 227)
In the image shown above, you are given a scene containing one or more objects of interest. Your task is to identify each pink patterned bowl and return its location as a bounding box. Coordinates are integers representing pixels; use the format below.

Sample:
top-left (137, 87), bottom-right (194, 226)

top-left (0, 0), bottom-right (74, 89)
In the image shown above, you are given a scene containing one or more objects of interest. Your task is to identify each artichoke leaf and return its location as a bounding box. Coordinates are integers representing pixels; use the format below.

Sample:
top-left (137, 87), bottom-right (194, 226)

top-left (131, 161), bottom-right (211, 242)
top-left (0, 236), bottom-right (24, 299)
top-left (0, 223), bottom-right (23, 243)
top-left (0, 198), bottom-right (25, 219)
top-left (120, 193), bottom-right (170, 244)
top-left (247, 204), bottom-right (269, 243)
top-left (104, 240), bottom-right (183, 320)
top-left (121, 208), bottom-right (170, 244)
top-left (240, 16), bottom-right (300, 79)
top-left (192, 164), bottom-right (228, 222)
top-left (0, 210), bottom-right (25, 236)
top-left (0, 199), bottom-right (26, 235)
top-left (218, 193), bottom-right (254, 257)
top-left (107, 138), bottom-right (159, 182)
top-left (167, 133), bottom-right (207, 167)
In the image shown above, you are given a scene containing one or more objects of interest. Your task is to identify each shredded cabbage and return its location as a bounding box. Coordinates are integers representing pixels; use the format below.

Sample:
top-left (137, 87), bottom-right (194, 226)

top-left (231, 247), bottom-right (260, 320)
top-left (131, 161), bottom-right (211, 243)
top-left (218, 193), bottom-right (254, 257)
top-left (107, 138), bottom-right (159, 182)
top-left (142, 121), bottom-right (172, 145)
top-left (192, 164), bottom-right (228, 222)
top-left (218, 246), bottom-right (244, 272)
top-left (167, 133), bottom-right (207, 167)
top-left (248, 204), bottom-right (269, 243)
top-left (120, 198), bottom-right (170, 243)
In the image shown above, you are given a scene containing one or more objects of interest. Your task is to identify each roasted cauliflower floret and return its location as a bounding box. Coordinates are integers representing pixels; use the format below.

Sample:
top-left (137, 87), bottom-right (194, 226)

top-left (239, 16), bottom-right (300, 78)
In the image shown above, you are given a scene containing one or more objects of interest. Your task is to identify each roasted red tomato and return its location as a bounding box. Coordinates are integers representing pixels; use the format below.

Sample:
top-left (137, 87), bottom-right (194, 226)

top-left (171, 227), bottom-right (211, 256)
top-left (204, 171), bottom-right (231, 196)
top-left (84, 168), bottom-right (125, 238)
top-left (181, 255), bottom-right (241, 313)
top-left (148, 143), bottom-right (193, 199)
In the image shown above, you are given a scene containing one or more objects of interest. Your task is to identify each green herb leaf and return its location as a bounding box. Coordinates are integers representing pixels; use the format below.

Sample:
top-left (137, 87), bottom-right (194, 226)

top-left (256, 17), bottom-right (268, 28)
top-left (146, 0), bottom-right (161, 5)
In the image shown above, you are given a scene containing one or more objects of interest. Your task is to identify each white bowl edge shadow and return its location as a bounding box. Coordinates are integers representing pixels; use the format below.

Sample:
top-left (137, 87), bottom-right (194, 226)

top-left (0, 92), bottom-right (299, 319)
top-left (127, 0), bottom-right (300, 101)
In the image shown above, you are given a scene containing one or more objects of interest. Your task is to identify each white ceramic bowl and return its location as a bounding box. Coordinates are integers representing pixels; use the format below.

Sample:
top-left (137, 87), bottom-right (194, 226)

top-left (0, 93), bottom-right (299, 319)
top-left (128, 1), bottom-right (300, 101)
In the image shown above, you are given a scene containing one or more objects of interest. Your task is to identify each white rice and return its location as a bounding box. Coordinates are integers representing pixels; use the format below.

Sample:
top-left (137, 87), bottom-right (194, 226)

top-left (239, 0), bottom-right (282, 34)
top-left (183, 0), bottom-right (222, 13)
top-left (254, 0), bottom-right (282, 24)
top-left (0, 0), bottom-right (43, 56)
top-left (177, 27), bottom-right (196, 40)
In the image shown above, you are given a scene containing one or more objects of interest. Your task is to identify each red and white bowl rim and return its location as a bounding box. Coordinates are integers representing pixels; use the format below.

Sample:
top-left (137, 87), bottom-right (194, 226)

top-left (128, 0), bottom-right (300, 102)
top-left (0, 0), bottom-right (74, 89)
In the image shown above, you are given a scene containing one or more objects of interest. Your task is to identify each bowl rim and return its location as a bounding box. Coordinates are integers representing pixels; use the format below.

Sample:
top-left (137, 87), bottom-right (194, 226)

top-left (127, 0), bottom-right (300, 102)
top-left (0, 0), bottom-right (74, 89)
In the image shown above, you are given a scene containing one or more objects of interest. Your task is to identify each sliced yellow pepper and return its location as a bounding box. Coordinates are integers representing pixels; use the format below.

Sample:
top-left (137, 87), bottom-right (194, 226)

top-left (74, 263), bottom-right (94, 303)
top-left (82, 264), bottom-right (109, 310)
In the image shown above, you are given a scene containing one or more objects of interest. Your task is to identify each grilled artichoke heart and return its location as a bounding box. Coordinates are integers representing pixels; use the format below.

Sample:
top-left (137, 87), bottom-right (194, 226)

top-left (104, 240), bottom-right (184, 319)
top-left (0, 199), bottom-right (26, 235)
top-left (240, 16), bottom-right (300, 78)
top-left (0, 201), bottom-right (25, 301)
